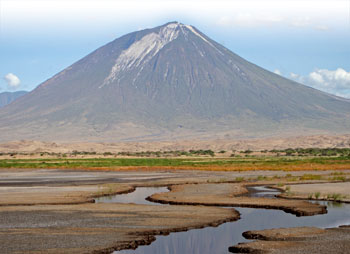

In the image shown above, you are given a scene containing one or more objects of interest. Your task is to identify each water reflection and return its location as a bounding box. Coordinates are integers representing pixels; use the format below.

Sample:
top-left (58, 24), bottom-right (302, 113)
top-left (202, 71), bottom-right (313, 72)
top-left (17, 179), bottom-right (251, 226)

top-left (116, 203), bottom-right (350, 254)
top-left (246, 186), bottom-right (279, 198)
top-left (316, 200), bottom-right (344, 209)
top-left (95, 187), bottom-right (168, 205)
top-left (112, 186), bottom-right (350, 254)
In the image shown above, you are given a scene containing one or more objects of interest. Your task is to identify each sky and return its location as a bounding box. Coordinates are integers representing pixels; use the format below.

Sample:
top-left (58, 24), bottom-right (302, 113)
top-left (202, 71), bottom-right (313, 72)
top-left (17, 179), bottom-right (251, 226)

top-left (1, 0), bottom-right (350, 98)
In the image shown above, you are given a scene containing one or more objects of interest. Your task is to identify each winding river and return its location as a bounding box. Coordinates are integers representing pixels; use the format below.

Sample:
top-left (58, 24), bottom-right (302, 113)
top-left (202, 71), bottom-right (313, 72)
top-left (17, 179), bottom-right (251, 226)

top-left (94, 186), bottom-right (350, 254)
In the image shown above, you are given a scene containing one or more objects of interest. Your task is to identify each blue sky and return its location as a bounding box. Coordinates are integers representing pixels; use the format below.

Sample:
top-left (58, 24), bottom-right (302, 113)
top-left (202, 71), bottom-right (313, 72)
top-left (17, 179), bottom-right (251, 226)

top-left (1, 0), bottom-right (350, 97)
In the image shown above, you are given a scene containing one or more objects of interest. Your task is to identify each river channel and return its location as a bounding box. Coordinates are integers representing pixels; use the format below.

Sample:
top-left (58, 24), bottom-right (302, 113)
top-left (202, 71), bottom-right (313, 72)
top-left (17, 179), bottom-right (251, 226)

top-left (94, 186), bottom-right (350, 254)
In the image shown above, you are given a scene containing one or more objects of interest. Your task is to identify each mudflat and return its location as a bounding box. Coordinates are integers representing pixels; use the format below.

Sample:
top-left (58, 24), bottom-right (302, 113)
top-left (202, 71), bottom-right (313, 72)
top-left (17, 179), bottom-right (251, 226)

top-left (0, 184), bottom-right (134, 205)
top-left (0, 203), bottom-right (238, 254)
top-left (229, 226), bottom-right (350, 254)
top-left (1, 168), bottom-right (349, 253)
top-left (278, 182), bottom-right (350, 202)
top-left (148, 183), bottom-right (327, 216)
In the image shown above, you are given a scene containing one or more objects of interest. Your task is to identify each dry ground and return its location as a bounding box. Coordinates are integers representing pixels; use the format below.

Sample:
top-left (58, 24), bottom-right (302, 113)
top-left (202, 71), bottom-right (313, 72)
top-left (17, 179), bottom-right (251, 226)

top-left (1, 203), bottom-right (238, 254)
top-left (148, 183), bottom-right (326, 216)
top-left (0, 184), bottom-right (134, 205)
top-left (1, 168), bottom-right (349, 253)
top-left (0, 134), bottom-right (349, 156)
top-left (278, 182), bottom-right (350, 202)
top-left (230, 226), bottom-right (350, 254)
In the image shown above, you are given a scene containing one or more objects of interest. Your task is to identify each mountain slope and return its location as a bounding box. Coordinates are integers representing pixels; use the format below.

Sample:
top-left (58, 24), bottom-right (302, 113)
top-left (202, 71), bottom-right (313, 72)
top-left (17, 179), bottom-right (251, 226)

top-left (0, 91), bottom-right (28, 108)
top-left (0, 22), bottom-right (349, 142)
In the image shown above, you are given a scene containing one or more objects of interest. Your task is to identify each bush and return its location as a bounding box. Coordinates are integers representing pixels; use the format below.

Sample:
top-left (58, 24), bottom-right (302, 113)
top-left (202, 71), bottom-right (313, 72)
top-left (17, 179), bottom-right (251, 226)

top-left (235, 177), bottom-right (245, 182)
top-left (315, 192), bottom-right (321, 199)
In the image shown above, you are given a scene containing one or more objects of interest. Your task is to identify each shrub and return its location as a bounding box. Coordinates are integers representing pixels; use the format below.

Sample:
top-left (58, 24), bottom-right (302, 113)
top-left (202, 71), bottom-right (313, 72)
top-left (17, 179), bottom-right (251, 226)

top-left (331, 193), bottom-right (342, 202)
top-left (315, 192), bottom-right (321, 199)
top-left (235, 177), bottom-right (245, 182)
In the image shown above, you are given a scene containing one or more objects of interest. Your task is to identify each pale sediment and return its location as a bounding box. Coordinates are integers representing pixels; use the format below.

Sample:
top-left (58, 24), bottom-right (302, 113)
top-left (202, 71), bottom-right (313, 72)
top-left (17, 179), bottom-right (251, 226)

top-left (0, 184), bottom-right (135, 206)
top-left (0, 169), bottom-right (343, 253)
top-left (276, 182), bottom-right (350, 203)
top-left (148, 183), bottom-right (327, 216)
top-left (0, 203), bottom-right (239, 254)
top-left (229, 226), bottom-right (350, 254)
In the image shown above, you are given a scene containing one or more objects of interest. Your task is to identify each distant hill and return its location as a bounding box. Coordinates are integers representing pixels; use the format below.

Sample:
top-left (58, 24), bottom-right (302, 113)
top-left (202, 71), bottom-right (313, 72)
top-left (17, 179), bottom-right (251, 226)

top-left (0, 91), bottom-right (28, 108)
top-left (0, 22), bottom-right (349, 142)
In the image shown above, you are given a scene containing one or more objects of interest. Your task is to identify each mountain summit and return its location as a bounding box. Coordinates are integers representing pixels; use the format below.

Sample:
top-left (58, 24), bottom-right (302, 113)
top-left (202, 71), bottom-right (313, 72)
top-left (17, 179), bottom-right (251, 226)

top-left (0, 22), bottom-right (349, 141)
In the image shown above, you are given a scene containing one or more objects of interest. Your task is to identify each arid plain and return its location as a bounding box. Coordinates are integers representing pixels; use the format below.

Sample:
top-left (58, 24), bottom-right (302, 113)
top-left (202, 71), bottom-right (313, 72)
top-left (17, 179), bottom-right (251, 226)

top-left (1, 136), bottom-right (350, 254)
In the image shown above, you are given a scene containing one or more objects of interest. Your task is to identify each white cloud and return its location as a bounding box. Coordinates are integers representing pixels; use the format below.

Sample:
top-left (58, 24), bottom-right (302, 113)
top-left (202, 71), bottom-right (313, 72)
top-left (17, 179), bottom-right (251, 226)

top-left (217, 13), bottom-right (335, 31)
top-left (315, 25), bottom-right (329, 31)
top-left (4, 73), bottom-right (21, 89)
top-left (274, 69), bottom-right (282, 75)
top-left (309, 72), bottom-right (325, 84)
top-left (217, 14), bottom-right (284, 27)
top-left (289, 68), bottom-right (350, 98)
top-left (290, 72), bottom-right (300, 79)
top-left (217, 16), bottom-right (233, 26)
top-left (290, 16), bottom-right (311, 27)
top-left (213, 1), bottom-right (347, 30)
top-left (3, 1), bottom-right (347, 33)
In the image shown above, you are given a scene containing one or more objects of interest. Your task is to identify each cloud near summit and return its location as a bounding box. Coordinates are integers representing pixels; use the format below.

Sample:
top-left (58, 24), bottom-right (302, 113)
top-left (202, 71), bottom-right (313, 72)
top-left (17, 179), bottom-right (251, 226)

top-left (4, 73), bottom-right (21, 89)
top-left (289, 68), bottom-right (350, 98)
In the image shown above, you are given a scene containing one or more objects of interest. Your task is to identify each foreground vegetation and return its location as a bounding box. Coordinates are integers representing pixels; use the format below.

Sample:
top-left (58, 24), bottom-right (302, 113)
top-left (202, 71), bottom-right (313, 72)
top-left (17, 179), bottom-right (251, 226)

top-left (1, 153), bottom-right (350, 171)
top-left (2, 147), bottom-right (350, 158)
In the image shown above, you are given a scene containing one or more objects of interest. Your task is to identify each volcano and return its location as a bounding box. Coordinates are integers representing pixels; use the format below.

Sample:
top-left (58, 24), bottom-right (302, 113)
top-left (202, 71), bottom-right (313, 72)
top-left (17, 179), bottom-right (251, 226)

top-left (1, 22), bottom-right (349, 141)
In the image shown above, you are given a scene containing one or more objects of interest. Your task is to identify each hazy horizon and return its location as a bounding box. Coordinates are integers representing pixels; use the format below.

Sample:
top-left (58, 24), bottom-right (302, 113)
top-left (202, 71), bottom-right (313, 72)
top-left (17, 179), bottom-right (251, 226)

top-left (1, 0), bottom-right (350, 98)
